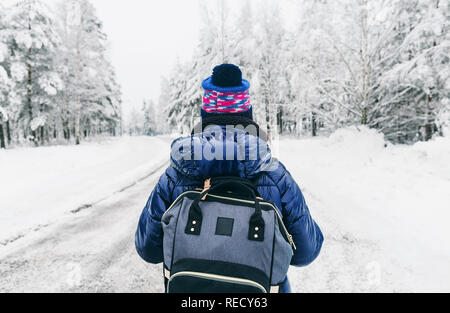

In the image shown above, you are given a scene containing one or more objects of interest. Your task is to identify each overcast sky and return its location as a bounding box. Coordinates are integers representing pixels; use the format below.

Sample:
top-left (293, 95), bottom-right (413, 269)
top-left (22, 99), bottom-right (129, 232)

top-left (91, 0), bottom-right (201, 117)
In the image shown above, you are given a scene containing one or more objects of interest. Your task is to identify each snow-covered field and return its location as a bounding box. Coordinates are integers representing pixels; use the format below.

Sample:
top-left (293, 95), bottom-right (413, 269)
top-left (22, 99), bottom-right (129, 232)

top-left (0, 129), bottom-right (449, 292)
top-left (280, 127), bottom-right (450, 292)
top-left (0, 136), bottom-right (170, 246)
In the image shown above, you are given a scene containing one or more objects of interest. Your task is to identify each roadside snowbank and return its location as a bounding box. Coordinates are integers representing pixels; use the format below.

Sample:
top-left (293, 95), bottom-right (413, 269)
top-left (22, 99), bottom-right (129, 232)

top-left (0, 136), bottom-right (169, 245)
top-left (279, 126), bottom-right (450, 292)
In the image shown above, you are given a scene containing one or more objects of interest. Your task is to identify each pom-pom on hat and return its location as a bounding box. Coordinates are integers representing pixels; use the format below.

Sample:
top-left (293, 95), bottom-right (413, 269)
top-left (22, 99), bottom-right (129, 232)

top-left (201, 64), bottom-right (252, 120)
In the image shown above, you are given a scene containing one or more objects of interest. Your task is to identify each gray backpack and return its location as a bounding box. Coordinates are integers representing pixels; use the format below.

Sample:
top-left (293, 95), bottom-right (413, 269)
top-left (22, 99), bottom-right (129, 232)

top-left (161, 177), bottom-right (295, 293)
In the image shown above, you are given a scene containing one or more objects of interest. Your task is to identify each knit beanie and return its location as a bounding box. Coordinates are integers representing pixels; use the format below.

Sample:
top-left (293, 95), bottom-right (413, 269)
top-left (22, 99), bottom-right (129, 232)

top-left (201, 64), bottom-right (253, 120)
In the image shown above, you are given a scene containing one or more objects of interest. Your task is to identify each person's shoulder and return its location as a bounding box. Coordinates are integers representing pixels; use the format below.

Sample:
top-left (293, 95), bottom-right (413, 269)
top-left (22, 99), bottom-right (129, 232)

top-left (164, 165), bottom-right (202, 188)
top-left (162, 165), bottom-right (181, 187)
top-left (256, 159), bottom-right (289, 187)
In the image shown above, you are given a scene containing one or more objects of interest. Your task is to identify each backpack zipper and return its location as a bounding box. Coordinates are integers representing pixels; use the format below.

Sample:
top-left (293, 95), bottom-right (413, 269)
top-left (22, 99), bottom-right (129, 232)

top-left (162, 191), bottom-right (296, 251)
top-left (167, 271), bottom-right (267, 293)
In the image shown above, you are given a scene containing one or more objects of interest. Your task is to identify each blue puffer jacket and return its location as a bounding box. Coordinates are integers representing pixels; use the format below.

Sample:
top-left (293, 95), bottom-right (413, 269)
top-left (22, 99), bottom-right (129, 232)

top-left (135, 126), bottom-right (324, 293)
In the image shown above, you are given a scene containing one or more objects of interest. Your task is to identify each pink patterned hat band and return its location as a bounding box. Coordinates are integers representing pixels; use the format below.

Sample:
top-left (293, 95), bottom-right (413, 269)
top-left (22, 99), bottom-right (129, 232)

top-left (202, 90), bottom-right (251, 114)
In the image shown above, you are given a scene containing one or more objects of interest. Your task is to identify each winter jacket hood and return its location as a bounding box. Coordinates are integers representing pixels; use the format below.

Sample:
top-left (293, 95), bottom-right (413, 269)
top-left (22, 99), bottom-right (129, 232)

top-left (170, 125), bottom-right (276, 180)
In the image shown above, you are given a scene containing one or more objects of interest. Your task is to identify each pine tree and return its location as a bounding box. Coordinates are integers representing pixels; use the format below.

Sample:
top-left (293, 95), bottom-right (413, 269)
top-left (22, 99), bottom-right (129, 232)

top-left (141, 100), bottom-right (157, 136)
top-left (5, 0), bottom-right (62, 146)
top-left (0, 4), bottom-right (9, 148)
top-left (55, 0), bottom-right (122, 144)
top-left (0, 0), bottom-right (121, 148)
top-left (252, 1), bottom-right (286, 137)
top-left (373, 0), bottom-right (449, 142)
top-left (165, 60), bottom-right (191, 134)
top-left (165, 2), bottom-right (231, 134)
top-left (158, 76), bottom-right (170, 134)
top-left (160, 0), bottom-right (449, 144)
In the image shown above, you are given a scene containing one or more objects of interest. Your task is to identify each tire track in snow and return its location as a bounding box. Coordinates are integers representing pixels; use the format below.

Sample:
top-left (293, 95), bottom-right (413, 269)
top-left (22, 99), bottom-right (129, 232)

top-left (0, 161), bottom-right (168, 293)
top-left (0, 160), bottom-right (169, 248)
top-left (71, 160), bottom-right (169, 214)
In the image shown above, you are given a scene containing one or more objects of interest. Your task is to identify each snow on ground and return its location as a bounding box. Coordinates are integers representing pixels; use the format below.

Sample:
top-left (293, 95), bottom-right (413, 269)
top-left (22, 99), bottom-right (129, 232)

top-left (0, 129), bottom-right (449, 292)
top-left (280, 127), bottom-right (450, 292)
top-left (0, 136), bottom-right (170, 246)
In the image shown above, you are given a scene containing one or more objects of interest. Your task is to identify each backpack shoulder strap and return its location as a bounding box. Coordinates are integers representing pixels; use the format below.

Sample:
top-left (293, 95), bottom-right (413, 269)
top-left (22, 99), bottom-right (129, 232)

top-left (204, 176), bottom-right (260, 197)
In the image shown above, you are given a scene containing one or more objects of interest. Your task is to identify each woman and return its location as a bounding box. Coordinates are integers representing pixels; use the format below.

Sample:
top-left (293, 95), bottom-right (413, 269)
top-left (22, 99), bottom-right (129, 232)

top-left (135, 64), bottom-right (324, 293)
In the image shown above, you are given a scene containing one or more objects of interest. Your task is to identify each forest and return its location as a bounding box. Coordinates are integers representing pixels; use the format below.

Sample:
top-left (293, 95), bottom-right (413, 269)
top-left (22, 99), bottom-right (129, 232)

top-left (161, 0), bottom-right (449, 143)
top-left (1, 0), bottom-right (449, 148)
top-left (0, 0), bottom-right (122, 148)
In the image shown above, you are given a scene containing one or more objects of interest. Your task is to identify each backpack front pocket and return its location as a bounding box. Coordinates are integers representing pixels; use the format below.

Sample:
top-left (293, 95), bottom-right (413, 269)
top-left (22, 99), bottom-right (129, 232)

top-left (168, 271), bottom-right (266, 293)
top-left (167, 259), bottom-right (270, 293)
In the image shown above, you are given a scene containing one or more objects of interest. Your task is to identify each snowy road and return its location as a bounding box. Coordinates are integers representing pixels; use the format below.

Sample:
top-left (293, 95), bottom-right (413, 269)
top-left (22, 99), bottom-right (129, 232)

top-left (0, 152), bottom-right (390, 293)
top-left (1, 129), bottom-right (449, 292)
top-left (0, 161), bottom-right (168, 293)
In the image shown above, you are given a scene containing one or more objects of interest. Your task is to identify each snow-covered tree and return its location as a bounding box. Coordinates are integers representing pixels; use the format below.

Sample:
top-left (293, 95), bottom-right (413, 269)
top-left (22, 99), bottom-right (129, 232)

top-left (251, 1), bottom-right (286, 137)
top-left (4, 0), bottom-right (62, 145)
top-left (160, 0), bottom-right (448, 144)
top-left (127, 106), bottom-right (144, 136)
top-left (288, 0), bottom-right (449, 143)
top-left (157, 76), bottom-right (170, 134)
top-left (165, 1), bottom-right (233, 134)
top-left (55, 0), bottom-right (121, 144)
top-left (0, 4), bottom-right (10, 148)
top-left (165, 60), bottom-right (193, 134)
top-left (0, 0), bottom-right (122, 148)
top-left (376, 0), bottom-right (450, 142)
top-left (141, 100), bottom-right (157, 136)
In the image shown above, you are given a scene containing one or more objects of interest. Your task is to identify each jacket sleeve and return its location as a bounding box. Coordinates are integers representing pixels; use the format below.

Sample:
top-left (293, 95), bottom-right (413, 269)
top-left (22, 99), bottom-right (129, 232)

top-left (277, 165), bottom-right (324, 267)
top-left (135, 171), bottom-right (175, 264)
